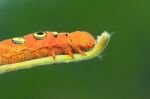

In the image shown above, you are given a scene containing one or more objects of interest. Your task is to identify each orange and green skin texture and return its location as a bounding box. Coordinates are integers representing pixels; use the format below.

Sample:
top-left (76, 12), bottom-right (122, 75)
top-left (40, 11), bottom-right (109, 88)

top-left (0, 31), bottom-right (95, 65)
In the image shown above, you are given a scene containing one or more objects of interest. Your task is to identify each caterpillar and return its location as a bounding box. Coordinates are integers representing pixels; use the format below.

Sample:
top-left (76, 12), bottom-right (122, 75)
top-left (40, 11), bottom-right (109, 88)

top-left (0, 31), bottom-right (95, 65)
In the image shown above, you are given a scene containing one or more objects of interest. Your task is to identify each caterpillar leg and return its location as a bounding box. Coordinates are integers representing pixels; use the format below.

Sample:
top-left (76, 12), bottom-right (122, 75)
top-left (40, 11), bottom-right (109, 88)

top-left (49, 50), bottom-right (56, 60)
top-left (63, 47), bottom-right (74, 59)
top-left (76, 47), bottom-right (86, 56)
top-left (68, 50), bottom-right (74, 59)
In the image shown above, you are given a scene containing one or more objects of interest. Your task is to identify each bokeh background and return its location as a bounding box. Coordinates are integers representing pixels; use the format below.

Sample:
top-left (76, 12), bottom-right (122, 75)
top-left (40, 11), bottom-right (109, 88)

top-left (0, 0), bottom-right (149, 99)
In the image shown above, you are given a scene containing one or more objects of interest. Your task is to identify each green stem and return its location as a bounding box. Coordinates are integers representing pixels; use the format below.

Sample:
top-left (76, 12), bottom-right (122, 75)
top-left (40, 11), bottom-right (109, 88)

top-left (0, 31), bottom-right (111, 74)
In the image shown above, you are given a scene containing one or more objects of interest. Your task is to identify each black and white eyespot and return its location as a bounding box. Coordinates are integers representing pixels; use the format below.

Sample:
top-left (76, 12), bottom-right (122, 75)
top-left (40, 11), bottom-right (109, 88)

top-left (53, 32), bottom-right (58, 37)
top-left (33, 31), bottom-right (47, 40)
top-left (12, 37), bottom-right (25, 44)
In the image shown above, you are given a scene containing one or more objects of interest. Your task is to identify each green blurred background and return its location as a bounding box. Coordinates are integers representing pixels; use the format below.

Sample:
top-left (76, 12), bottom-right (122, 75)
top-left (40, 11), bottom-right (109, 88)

top-left (0, 0), bottom-right (149, 99)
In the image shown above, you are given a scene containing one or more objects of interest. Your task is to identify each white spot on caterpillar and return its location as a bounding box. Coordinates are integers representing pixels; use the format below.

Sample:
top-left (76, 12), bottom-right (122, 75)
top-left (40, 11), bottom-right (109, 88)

top-left (53, 32), bottom-right (58, 35)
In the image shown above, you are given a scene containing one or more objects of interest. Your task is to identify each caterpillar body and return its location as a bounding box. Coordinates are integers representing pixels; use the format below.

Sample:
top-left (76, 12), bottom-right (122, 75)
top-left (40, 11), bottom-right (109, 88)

top-left (0, 31), bottom-right (95, 65)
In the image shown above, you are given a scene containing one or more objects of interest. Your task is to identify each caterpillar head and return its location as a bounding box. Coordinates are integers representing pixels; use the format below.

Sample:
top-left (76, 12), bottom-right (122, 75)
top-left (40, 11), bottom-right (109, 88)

top-left (70, 31), bottom-right (95, 50)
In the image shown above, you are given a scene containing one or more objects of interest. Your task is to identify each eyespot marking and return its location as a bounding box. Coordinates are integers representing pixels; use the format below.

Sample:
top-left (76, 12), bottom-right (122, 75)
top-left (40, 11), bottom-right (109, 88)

top-left (53, 32), bottom-right (58, 37)
top-left (12, 37), bottom-right (25, 44)
top-left (33, 31), bottom-right (47, 40)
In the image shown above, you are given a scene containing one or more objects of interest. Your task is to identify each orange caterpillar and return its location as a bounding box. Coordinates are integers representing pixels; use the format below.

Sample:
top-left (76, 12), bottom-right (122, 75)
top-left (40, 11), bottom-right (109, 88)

top-left (0, 31), bottom-right (95, 65)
